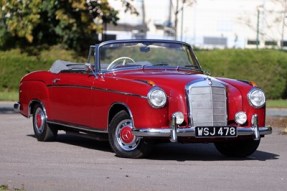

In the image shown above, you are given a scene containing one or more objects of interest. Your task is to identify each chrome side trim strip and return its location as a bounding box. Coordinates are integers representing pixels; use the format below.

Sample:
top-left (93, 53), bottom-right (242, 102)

top-left (47, 120), bottom-right (108, 134)
top-left (47, 84), bottom-right (91, 89)
top-left (47, 84), bottom-right (147, 99)
top-left (92, 87), bottom-right (147, 99)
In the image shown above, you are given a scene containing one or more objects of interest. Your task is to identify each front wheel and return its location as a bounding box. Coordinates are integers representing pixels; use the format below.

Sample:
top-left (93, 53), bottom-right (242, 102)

top-left (214, 139), bottom-right (260, 158)
top-left (32, 104), bottom-right (57, 141)
top-left (108, 111), bottom-right (151, 158)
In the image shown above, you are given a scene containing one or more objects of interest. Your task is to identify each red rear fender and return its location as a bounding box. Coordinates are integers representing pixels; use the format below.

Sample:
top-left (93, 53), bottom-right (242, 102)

top-left (19, 81), bottom-right (50, 117)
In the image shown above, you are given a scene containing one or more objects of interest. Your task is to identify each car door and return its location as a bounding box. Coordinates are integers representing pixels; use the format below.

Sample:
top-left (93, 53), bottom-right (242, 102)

top-left (48, 72), bottom-right (95, 128)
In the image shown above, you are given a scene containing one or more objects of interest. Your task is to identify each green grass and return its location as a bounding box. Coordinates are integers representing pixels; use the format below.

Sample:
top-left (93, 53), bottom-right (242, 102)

top-left (0, 91), bottom-right (18, 101)
top-left (0, 185), bottom-right (25, 191)
top-left (267, 99), bottom-right (287, 108)
top-left (0, 185), bottom-right (9, 191)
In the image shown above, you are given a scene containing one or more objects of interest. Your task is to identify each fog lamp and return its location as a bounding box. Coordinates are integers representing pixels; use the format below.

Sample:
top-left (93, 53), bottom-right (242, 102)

top-left (235, 112), bottom-right (247, 125)
top-left (173, 112), bottom-right (184, 125)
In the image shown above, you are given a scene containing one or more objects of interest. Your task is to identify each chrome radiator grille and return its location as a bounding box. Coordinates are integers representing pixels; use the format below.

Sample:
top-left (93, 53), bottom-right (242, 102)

top-left (187, 79), bottom-right (227, 127)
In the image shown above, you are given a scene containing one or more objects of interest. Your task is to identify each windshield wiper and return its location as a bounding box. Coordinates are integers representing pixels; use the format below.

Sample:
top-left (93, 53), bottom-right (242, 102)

top-left (178, 65), bottom-right (201, 71)
top-left (153, 63), bottom-right (169, 66)
top-left (184, 65), bottom-right (198, 68)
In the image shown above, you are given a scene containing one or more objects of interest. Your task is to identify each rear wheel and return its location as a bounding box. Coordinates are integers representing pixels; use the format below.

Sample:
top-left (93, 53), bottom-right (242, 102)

top-left (32, 104), bottom-right (57, 141)
top-left (108, 111), bottom-right (150, 158)
top-left (214, 139), bottom-right (260, 158)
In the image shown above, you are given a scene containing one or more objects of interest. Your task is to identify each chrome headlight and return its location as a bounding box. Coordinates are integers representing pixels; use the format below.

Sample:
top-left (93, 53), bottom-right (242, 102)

top-left (147, 87), bottom-right (167, 108)
top-left (248, 88), bottom-right (266, 108)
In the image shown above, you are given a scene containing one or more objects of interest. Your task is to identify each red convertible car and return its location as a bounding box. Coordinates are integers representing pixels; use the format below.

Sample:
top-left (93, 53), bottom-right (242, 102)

top-left (15, 39), bottom-right (272, 158)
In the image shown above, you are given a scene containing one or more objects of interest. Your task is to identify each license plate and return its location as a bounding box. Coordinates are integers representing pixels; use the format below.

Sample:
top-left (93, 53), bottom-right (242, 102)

top-left (195, 126), bottom-right (237, 137)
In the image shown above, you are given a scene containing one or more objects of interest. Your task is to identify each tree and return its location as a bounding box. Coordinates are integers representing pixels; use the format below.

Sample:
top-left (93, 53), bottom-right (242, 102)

top-left (273, 0), bottom-right (287, 48)
top-left (238, 0), bottom-right (287, 49)
top-left (172, 0), bottom-right (196, 40)
top-left (0, 0), bottom-right (136, 51)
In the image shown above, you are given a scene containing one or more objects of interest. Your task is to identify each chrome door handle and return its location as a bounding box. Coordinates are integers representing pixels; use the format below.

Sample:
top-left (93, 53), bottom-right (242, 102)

top-left (53, 78), bottom-right (60, 84)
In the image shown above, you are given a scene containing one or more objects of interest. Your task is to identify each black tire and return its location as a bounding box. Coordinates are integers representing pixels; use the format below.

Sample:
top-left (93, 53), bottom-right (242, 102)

top-left (108, 110), bottom-right (151, 158)
top-left (214, 139), bottom-right (260, 158)
top-left (32, 104), bottom-right (57, 141)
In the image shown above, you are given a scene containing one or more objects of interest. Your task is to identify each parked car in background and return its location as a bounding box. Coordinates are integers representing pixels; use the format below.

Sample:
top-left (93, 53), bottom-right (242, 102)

top-left (14, 39), bottom-right (272, 158)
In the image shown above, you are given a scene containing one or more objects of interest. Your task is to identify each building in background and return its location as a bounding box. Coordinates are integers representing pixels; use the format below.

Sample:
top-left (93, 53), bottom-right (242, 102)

top-left (105, 0), bottom-right (287, 49)
top-left (105, 0), bottom-right (174, 40)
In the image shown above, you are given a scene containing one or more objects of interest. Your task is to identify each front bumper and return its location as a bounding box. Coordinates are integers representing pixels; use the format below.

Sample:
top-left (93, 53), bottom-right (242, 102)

top-left (132, 114), bottom-right (272, 142)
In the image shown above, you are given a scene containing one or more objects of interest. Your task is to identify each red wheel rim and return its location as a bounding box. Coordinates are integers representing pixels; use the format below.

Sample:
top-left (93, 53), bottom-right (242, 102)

top-left (34, 107), bottom-right (46, 134)
top-left (36, 113), bottom-right (43, 128)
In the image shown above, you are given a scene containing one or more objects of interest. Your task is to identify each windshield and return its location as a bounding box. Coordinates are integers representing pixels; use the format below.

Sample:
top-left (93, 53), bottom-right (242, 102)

top-left (98, 41), bottom-right (201, 72)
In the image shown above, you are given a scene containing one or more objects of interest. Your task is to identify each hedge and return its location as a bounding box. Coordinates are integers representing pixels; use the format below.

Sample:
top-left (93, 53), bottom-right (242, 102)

top-left (196, 49), bottom-right (287, 99)
top-left (0, 47), bottom-right (286, 99)
top-left (0, 46), bottom-right (82, 91)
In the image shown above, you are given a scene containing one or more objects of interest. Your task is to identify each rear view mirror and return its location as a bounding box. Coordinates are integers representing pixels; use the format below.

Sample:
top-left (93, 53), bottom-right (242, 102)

top-left (140, 46), bottom-right (150, 53)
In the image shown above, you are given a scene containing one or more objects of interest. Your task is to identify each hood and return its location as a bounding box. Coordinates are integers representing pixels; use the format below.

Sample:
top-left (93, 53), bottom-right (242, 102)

top-left (108, 68), bottom-right (254, 112)
top-left (107, 69), bottom-right (253, 94)
top-left (109, 69), bottom-right (208, 89)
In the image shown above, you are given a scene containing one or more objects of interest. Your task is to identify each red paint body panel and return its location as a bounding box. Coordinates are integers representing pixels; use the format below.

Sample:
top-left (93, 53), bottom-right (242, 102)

top-left (19, 68), bottom-right (266, 132)
top-left (218, 78), bottom-right (266, 127)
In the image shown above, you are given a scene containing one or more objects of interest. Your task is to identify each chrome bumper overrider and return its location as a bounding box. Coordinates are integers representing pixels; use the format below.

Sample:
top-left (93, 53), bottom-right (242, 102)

top-left (13, 102), bottom-right (20, 113)
top-left (132, 114), bottom-right (272, 142)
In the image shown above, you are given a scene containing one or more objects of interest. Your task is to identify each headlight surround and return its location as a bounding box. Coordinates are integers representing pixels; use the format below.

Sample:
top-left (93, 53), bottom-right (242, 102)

top-left (147, 87), bottom-right (167, 108)
top-left (248, 88), bottom-right (266, 108)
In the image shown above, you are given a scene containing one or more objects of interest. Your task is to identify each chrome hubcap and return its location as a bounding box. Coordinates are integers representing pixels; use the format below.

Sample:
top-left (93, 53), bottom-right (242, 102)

top-left (116, 119), bottom-right (140, 151)
top-left (34, 107), bottom-right (45, 134)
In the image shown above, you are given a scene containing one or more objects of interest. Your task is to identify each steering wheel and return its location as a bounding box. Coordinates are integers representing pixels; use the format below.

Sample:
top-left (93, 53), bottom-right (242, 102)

top-left (107, 56), bottom-right (135, 70)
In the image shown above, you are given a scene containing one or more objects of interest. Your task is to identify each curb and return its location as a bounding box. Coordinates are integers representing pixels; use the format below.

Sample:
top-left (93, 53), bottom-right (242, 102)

top-left (0, 102), bottom-right (16, 114)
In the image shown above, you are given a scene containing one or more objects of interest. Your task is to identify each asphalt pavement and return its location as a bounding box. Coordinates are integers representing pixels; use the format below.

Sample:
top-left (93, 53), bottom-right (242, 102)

top-left (0, 102), bottom-right (287, 191)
